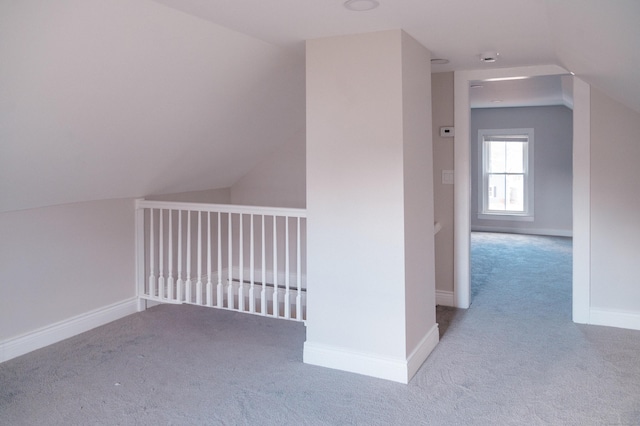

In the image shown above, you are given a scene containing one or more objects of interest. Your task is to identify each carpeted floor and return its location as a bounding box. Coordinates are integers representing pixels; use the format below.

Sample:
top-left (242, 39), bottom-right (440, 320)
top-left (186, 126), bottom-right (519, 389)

top-left (2, 232), bottom-right (640, 425)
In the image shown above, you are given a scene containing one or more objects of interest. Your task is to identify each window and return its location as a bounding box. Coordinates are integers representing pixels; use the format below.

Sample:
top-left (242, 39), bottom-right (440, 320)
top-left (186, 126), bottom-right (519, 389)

top-left (478, 128), bottom-right (534, 220)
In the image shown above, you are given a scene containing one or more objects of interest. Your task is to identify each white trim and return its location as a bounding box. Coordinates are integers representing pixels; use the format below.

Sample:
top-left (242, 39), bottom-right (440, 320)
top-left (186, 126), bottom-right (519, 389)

top-left (303, 324), bottom-right (439, 384)
top-left (477, 213), bottom-right (534, 222)
top-left (572, 78), bottom-right (591, 324)
top-left (453, 70), bottom-right (472, 309)
top-left (406, 324), bottom-right (440, 380)
top-left (478, 128), bottom-right (535, 218)
top-left (454, 65), bottom-right (579, 312)
top-left (471, 226), bottom-right (572, 238)
top-left (589, 308), bottom-right (640, 331)
top-left (136, 199), bottom-right (306, 218)
top-left (303, 342), bottom-right (409, 383)
top-left (0, 298), bottom-right (138, 364)
top-left (436, 290), bottom-right (455, 306)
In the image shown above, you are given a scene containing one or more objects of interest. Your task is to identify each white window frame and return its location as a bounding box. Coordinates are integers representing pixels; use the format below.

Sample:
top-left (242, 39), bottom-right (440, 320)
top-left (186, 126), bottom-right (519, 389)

top-left (477, 128), bottom-right (534, 221)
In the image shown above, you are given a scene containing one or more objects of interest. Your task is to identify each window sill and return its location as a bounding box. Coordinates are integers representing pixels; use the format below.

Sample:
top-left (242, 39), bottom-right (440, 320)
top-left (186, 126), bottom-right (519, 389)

top-left (477, 213), bottom-right (534, 222)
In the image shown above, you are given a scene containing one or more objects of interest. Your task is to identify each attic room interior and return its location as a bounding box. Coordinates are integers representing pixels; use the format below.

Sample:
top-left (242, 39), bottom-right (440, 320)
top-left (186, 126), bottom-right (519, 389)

top-left (2, 0), bottom-right (640, 423)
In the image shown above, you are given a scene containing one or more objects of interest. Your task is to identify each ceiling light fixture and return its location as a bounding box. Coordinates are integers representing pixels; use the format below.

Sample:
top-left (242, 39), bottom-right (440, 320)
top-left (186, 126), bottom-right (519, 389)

top-left (344, 0), bottom-right (380, 11)
top-left (431, 58), bottom-right (450, 65)
top-left (479, 51), bottom-right (499, 63)
top-left (470, 84), bottom-right (484, 89)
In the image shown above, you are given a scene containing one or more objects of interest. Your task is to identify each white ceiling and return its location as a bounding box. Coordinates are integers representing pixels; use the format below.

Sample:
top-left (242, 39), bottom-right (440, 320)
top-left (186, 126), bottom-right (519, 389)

top-left (154, 0), bottom-right (640, 113)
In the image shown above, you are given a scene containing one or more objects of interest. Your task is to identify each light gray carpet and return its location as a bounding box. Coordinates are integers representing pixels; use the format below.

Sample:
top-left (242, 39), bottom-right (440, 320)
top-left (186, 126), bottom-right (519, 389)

top-left (2, 232), bottom-right (640, 425)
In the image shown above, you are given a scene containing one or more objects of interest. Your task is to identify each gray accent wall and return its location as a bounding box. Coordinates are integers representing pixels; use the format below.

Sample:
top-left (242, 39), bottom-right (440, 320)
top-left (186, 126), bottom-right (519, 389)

top-left (470, 106), bottom-right (573, 236)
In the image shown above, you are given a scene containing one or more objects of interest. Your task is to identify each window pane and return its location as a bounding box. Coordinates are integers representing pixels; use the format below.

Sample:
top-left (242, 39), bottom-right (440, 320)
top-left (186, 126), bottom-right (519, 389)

top-left (487, 174), bottom-right (506, 211)
top-left (480, 129), bottom-right (533, 217)
top-left (486, 141), bottom-right (505, 173)
top-left (506, 142), bottom-right (525, 173)
top-left (505, 174), bottom-right (524, 212)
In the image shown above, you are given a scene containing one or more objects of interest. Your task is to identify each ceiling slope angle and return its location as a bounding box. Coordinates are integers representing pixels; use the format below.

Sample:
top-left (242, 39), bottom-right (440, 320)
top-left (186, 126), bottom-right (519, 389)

top-left (0, 0), bottom-right (306, 212)
top-left (153, 0), bottom-right (640, 113)
top-left (152, 0), bottom-right (558, 71)
top-left (544, 0), bottom-right (640, 114)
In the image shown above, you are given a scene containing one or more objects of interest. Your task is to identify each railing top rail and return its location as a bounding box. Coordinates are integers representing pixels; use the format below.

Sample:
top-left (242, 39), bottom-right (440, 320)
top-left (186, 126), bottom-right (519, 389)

top-left (135, 199), bottom-right (307, 218)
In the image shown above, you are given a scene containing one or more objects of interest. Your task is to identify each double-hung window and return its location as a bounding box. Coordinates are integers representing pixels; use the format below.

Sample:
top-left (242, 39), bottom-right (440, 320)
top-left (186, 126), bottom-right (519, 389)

top-left (478, 128), bottom-right (534, 220)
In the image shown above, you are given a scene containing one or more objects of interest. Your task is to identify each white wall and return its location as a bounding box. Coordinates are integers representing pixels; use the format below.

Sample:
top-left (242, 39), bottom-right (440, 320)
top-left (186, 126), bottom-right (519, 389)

top-left (0, 198), bottom-right (136, 343)
top-left (0, 0), bottom-right (305, 213)
top-left (230, 134), bottom-right (306, 208)
top-left (431, 72), bottom-right (455, 296)
top-left (470, 106), bottom-right (573, 236)
top-left (304, 30), bottom-right (436, 383)
top-left (401, 32), bottom-right (436, 355)
top-left (146, 187), bottom-right (231, 204)
top-left (589, 87), bottom-right (640, 324)
top-left (305, 30), bottom-right (406, 362)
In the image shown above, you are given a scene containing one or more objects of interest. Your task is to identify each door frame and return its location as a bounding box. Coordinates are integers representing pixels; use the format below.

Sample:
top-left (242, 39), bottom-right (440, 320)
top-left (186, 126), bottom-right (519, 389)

top-left (453, 65), bottom-right (591, 323)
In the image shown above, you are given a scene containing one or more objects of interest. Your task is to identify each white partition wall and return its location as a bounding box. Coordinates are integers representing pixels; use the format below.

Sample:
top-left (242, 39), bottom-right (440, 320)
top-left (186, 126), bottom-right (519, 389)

top-left (304, 30), bottom-right (438, 384)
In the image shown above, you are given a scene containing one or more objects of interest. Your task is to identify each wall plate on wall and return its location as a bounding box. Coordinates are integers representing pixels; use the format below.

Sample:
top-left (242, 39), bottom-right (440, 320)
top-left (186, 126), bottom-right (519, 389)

top-left (440, 127), bottom-right (455, 137)
top-left (442, 170), bottom-right (454, 185)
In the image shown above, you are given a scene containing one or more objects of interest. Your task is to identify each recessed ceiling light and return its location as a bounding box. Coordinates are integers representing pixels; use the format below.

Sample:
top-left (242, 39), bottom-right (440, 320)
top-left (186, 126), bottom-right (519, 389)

top-left (491, 99), bottom-right (503, 103)
top-left (431, 58), bottom-right (449, 65)
top-left (344, 0), bottom-right (380, 11)
top-left (470, 84), bottom-right (484, 89)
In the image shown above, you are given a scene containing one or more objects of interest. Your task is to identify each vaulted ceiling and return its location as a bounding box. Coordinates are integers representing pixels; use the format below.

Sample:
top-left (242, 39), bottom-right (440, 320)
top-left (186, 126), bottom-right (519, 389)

top-left (1, 0), bottom-right (305, 212)
top-left (154, 0), bottom-right (640, 112)
top-left (2, 0), bottom-right (639, 212)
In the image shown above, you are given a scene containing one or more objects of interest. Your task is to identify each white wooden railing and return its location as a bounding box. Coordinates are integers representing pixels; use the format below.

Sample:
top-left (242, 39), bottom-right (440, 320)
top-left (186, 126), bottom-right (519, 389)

top-left (135, 200), bottom-right (307, 321)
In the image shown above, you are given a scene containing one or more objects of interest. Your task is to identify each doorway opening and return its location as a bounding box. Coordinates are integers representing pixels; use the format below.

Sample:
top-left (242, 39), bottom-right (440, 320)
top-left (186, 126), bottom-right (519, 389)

top-left (453, 65), bottom-right (591, 323)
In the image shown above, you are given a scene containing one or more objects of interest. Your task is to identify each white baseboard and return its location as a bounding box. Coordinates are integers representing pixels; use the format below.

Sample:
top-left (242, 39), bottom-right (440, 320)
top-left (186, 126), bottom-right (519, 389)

top-left (304, 324), bottom-right (439, 384)
top-left (0, 297), bottom-right (138, 364)
top-left (406, 324), bottom-right (440, 380)
top-left (436, 290), bottom-right (455, 307)
top-left (303, 342), bottom-right (409, 383)
top-left (589, 308), bottom-right (640, 331)
top-left (471, 225), bottom-right (572, 237)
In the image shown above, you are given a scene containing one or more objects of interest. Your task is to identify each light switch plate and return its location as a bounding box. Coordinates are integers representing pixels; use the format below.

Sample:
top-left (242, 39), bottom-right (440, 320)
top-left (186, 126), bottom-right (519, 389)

top-left (442, 170), bottom-right (454, 185)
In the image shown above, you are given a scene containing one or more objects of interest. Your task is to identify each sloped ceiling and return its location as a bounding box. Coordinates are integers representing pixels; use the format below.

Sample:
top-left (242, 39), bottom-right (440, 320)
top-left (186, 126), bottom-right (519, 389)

top-left (2, 0), bottom-right (639, 212)
top-left (0, 0), bottom-right (305, 212)
top-left (154, 0), bottom-right (640, 112)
